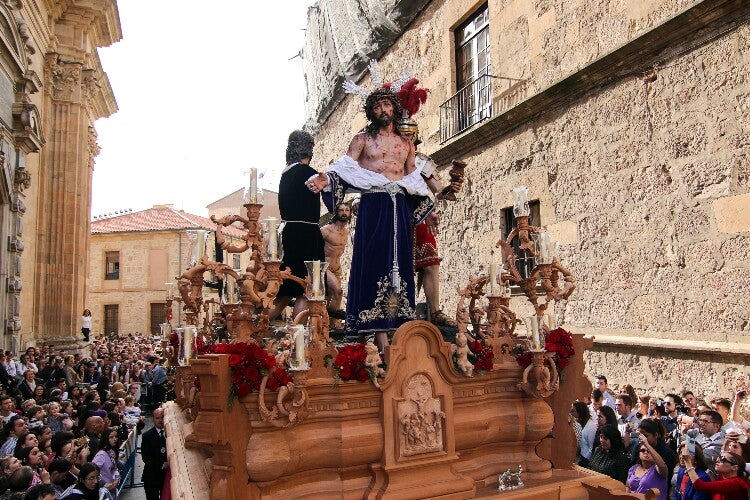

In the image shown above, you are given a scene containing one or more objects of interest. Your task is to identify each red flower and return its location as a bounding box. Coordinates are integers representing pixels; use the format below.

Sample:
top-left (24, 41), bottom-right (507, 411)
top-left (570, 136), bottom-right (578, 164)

top-left (356, 368), bottom-right (370, 382)
top-left (236, 381), bottom-right (252, 398)
top-left (266, 378), bottom-right (279, 391)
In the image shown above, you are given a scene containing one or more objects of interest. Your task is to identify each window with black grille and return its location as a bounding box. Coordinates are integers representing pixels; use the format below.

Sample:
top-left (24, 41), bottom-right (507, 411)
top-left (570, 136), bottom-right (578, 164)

top-left (150, 303), bottom-right (166, 335)
top-left (103, 304), bottom-right (119, 335)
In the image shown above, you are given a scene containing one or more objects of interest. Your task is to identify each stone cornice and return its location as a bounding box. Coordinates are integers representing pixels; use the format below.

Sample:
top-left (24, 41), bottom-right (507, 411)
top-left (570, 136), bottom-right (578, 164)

top-left (46, 0), bottom-right (121, 48)
top-left (428, 0), bottom-right (750, 166)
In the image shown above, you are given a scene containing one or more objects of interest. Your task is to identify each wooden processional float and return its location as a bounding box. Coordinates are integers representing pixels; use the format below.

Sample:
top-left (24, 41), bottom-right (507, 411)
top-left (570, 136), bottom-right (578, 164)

top-left (162, 183), bottom-right (648, 499)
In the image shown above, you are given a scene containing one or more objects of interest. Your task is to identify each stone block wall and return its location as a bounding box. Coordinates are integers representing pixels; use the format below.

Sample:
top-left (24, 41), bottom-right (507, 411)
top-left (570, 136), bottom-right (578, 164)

top-left (304, 0), bottom-right (750, 398)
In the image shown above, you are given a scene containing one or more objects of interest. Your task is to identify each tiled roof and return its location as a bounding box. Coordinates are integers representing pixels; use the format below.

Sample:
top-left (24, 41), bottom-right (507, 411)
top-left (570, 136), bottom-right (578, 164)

top-left (91, 206), bottom-right (246, 238)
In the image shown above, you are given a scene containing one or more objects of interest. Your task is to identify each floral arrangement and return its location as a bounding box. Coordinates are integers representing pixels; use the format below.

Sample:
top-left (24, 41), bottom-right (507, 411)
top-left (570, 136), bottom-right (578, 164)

top-left (169, 333), bottom-right (179, 352)
top-left (515, 327), bottom-right (575, 372)
top-left (469, 340), bottom-right (494, 373)
top-left (333, 344), bottom-right (377, 383)
top-left (202, 342), bottom-right (291, 397)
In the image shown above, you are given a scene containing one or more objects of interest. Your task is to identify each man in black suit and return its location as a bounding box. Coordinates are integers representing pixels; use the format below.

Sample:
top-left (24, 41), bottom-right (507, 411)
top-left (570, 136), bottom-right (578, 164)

top-left (141, 407), bottom-right (168, 500)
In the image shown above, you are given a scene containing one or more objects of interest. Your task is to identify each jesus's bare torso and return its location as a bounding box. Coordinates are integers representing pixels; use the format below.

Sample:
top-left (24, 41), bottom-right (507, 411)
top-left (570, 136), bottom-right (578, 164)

top-left (347, 131), bottom-right (415, 181)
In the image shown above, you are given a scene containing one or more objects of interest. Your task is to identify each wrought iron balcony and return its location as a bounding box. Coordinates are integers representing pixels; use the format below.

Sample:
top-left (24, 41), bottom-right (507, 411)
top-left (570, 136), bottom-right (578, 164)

top-left (439, 74), bottom-right (527, 143)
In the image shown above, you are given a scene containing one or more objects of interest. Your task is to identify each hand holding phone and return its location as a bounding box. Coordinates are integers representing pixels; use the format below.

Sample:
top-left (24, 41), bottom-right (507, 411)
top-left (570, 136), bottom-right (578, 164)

top-left (686, 435), bottom-right (696, 455)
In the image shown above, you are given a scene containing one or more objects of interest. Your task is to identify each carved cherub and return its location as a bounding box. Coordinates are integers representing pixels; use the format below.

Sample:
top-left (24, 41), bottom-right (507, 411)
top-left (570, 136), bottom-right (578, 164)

top-left (453, 331), bottom-right (474, 377)
top-left (365, 342), bottom-right (385, 385)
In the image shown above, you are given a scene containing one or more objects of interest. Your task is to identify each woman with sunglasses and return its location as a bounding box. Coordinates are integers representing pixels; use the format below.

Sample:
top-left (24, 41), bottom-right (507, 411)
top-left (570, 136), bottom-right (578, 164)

top-left (626, 430), bottom-right (668, 499)
top-left (683, 451), bottom-right (750, 499)
top-left (674, 441), bottom-right (711, 500)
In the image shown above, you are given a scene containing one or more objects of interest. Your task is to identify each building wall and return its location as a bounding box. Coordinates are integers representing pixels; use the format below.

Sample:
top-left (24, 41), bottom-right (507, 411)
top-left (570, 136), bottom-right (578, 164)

top-left (206, 188), bottom-right (280, 221)
top-left (305, 0), bottom-right (750, 399)
top-left (88, 229), bottom-right (248, 336)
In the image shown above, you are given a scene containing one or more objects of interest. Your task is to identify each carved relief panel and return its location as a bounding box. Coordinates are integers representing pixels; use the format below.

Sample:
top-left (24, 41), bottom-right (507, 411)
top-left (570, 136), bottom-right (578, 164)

top-left (397, 373), bottom-right (446, 457)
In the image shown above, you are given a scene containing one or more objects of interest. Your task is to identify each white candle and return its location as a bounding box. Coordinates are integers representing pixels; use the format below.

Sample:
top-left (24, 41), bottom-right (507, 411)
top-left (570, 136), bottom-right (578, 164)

top-left (312, 260), bottom-right (321, 296)
top-left (184, 326), bottom-right (194, 360)
top-left (267, 217), bottom-right (278, 260)
top-left (531, 316), bottom-right (540, 349)
top-left (488, 261), bottom-right (497, 296)
top-left (545, 311), bottom-right (556, 330)
top-left (249, 168), bottom-right (258, 203)
top-left (294, 327), bottom-right (306, 367)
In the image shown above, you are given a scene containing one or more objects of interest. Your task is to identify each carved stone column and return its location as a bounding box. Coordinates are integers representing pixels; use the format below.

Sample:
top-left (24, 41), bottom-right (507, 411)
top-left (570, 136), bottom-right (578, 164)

top-left (34, 1), bottom-right (119, 342)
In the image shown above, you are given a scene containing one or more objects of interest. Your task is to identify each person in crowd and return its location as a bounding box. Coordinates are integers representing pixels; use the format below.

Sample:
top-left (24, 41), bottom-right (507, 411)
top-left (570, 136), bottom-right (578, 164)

top-left (1, 466), bottom-right (35, 498)
top-left (712, 398), bottom-right (732, 431)
top-left (16, 356), bottom-right (36, 379)
top-left (62, 357), bottom-right (79, 391)
top-left (686, 410), bottom-right (726, 471)
top-left (588, 424), bottom-right (631, 484)
top-left (12, 434), bottom-right (38, 458)
top-left (637, 396), bottom-right (650, 419)
top-left (626, 429), bottom-right (669, 500)
top-left (661, 393), bottom-right (682, 433)
top-left (2, 353), bottom-right (18, 382)
top-left (616, 395), bottom-right (641, 445)
top-left (25, 483), bottom-right (56, 500)
top-left (0, 455), bottom-right (21, 492)
top-left (80, 310), bottom-right (92, 343)
top-left (47, 458), bottom-right (78, 499)
top-left (595, 375), bottom-right (616, 409)
top-left (141, 408), bottom-right (167, 500)
top-left (593, 405), bottom-right (619, 453)
top-left (627, 418), bottom-right (677, 480)
top-left (620, 384), bottom-right (639, 410)
top-left (683, 450), bottom-right (750, 500)
top-left (0, 397), bottom-right (16, 425)
top-left (82, 417), bottom-right (104, 460)
top-left (682, 390), bottom-right (699, 412)
top-left (0, 416), bottom-right (29, 456)
top-left (91, 428), bottom-right (120, 498)
top-left (63, 462), bottom-right (102, 500)
top-left (673, 441), bottom-right (712, 500)
top-left (17, 372), bottom-right (36, 406)
top-left (148, 359), bottom-right (166, 410)
top-left (572, 401), bottom-right (597, 467)
top-left (589, 388), bottom-right (604, 421)
top-left (31, 387), bottom-right (45, 407)
top-left (14, 446), bottom-right (48, 488)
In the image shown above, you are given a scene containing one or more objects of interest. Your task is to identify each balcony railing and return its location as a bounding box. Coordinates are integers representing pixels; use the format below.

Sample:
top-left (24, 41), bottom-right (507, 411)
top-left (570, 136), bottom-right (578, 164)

top-left (439, 74), bottom-right (527, 143)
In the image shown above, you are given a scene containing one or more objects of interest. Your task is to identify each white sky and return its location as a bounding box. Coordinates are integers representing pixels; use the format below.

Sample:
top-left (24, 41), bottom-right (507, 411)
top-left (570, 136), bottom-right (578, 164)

top-left (92, 1), bottom-right (315, 218)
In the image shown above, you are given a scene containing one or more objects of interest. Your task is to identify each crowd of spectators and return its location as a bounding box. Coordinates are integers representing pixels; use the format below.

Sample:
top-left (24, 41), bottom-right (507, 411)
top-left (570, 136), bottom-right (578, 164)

top-left (571, 374), bottom-right (750, 499)
top-left (0, 334), bottom-right (170, 500)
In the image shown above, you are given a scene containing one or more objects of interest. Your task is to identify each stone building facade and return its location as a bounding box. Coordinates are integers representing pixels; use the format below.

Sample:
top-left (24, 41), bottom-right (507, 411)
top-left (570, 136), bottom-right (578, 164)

top-left (206, 188), bottom-right (280, 222)
top-left (88, 205), bottom-right (247, 336)
top-left (0, 0), bottom-right (120, 351)
top-left (302, 0), bottom-right (750, 399)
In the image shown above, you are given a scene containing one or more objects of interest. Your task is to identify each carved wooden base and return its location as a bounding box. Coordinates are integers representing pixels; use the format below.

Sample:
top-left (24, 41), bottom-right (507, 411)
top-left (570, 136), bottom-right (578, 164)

top-left (168, 322), bottom-right (608, 499)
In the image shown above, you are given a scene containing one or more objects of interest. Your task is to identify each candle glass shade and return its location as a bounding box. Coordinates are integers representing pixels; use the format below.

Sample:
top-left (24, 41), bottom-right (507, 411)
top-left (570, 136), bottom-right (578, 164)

top-left (264, 217), bottom-right (281, 261)
top-left (304, 260), bottom-right (329, 300)
top-left (534, 230), bottom-right (556, 265)
top-left (512, 186), bottom-right (531, 217)
top-left (165, 282), bottom-right (175, 300)
top-left (487, 261), bottom-right (501, 296)
top-left (525, 315), bottom-right (544, 350)
top-left (289, 325), bottom-right (310, 371)
top-left (242, 168), bottom-right (264, 204)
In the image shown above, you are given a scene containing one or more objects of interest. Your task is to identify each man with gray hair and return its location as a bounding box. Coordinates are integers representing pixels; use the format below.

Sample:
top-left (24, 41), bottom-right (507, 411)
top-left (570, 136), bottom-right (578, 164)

top-left (270, 130), bottom-right (326, 320)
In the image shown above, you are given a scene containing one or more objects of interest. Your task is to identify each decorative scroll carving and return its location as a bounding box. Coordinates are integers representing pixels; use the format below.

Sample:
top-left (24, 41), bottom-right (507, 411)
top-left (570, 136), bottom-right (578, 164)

top-left (45, 56), bottom-right (82, 101)
top-left (81, 68), bottom-right (100, 101)
top-left (398, 374), bottom-right (445, 457)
